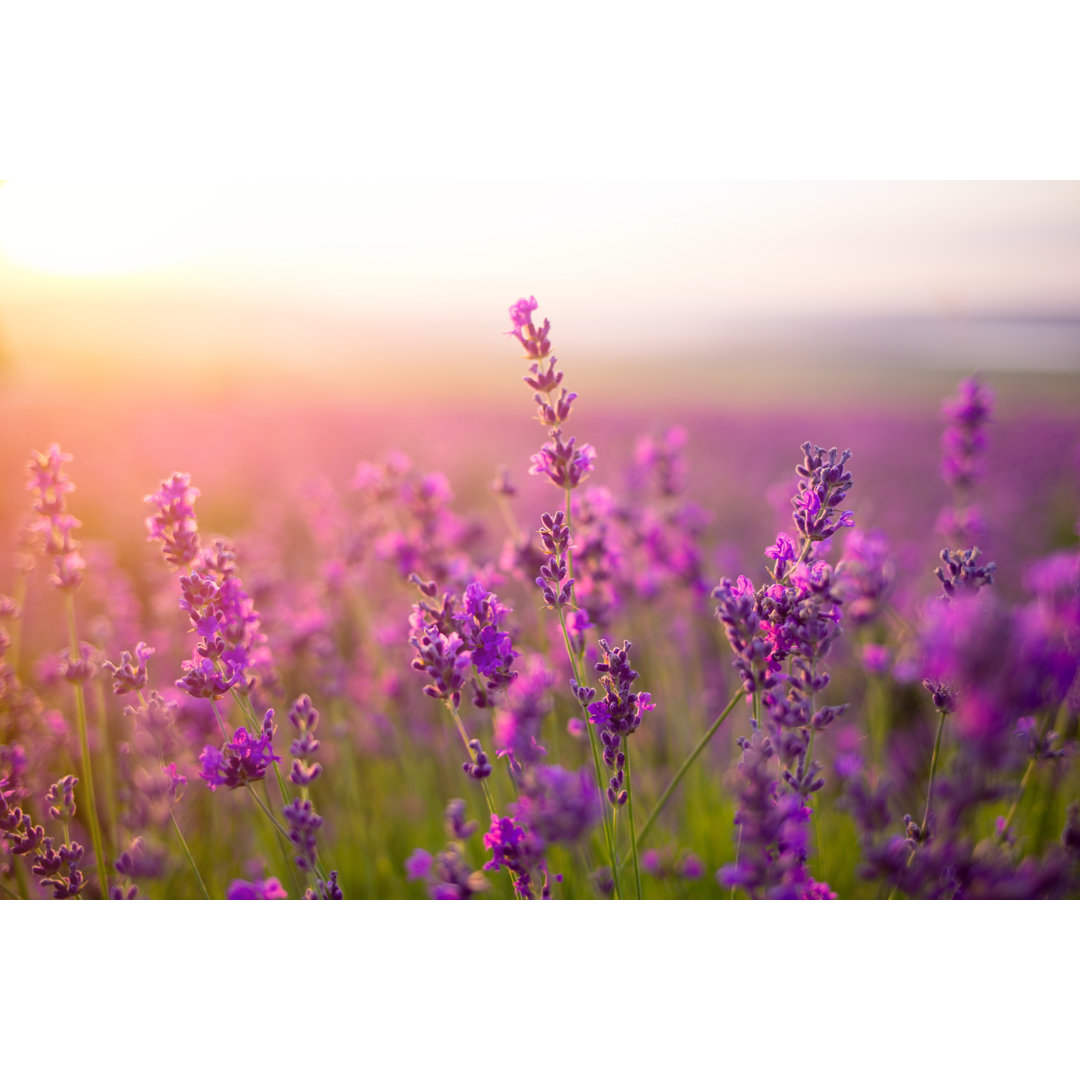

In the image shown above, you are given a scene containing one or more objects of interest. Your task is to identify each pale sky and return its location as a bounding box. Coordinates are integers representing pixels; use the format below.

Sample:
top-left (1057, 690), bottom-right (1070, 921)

top-left (2, 180), bottom-right (1077, 318)
top-left (1, 180), bottom-right (1078, 385)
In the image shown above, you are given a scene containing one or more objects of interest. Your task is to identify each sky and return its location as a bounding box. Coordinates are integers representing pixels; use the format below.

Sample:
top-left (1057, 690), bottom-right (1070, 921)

top-left (1, 5), bottom-right (1078, 393)
top-left (1, 179), bottom-right (1078, 394)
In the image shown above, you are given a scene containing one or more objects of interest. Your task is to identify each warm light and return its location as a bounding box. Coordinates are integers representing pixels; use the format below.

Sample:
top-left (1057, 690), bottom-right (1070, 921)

top-left (0, 179), bottom-right (197, 277)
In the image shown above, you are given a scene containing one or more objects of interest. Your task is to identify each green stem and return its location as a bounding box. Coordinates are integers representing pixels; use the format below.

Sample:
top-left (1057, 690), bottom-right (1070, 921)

top-left (93, 681), bottom-right (119, 856)
top-left (246, 784), bottom-right (293, 844)
top-left (170, 812), bottom-right (212, 899)
top-left (611, 803), bottom-right (620, 898)
top-left (11, 853), bottom-right (29, 899)
top-left (997, 709), bottom-right (1058, 843)
top-left (919, 709), bottom-right (948, 841)
top-left (628, 688), bottom-right (742, 857)
top-left (66, 595), bottom-right (109, 898)
top-left (890, 709), bottom-right (947, 899)
top-left (556, 605), bottom-right (620, 898)
top-left (246, 784), bottom-right (307, 897)
top-left (446, 701), bottom-right (520, 898)
top-left (624, 736), bottom-right (642, 900)
top-left (564, 485), bottom-right (575, 583)
top-left (446, 702), bottom-right (498, 820)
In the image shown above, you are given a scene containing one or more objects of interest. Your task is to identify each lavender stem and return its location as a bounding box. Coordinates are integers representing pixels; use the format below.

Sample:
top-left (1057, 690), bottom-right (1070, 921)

top-left (170, 811), bottom-right (212, 899)
top-left (65, 594), bottom-right (109, 897)
top-left (629, 687), bottom-right (742, 857)
top-left (624, 735), bottom-right (642, 899)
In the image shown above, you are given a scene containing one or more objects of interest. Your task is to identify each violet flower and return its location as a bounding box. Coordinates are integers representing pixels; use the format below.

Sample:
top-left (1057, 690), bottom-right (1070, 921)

top-left (514, 765), bottom-right (600, 847)
top-left (791, 443), bottom-right (855, 544)
top-left (102, 642), bottom-right (155, 696)
top-left (198, 715), bottom-right (281, 791)
top-left (26, 444), bottom-right (85, 591)
top-left (483, 813), bottom-right (549, 899)
top-left (145, 472), bottom-right (202, 569)
top-left (227, 876), bottom-right (288, 900)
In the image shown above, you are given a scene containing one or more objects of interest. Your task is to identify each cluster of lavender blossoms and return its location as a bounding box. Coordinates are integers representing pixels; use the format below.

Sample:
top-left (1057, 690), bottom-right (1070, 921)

top-left (142, 470), bottom-right (341, 898)
top-left (1, 773), bottom-right (86, 898)
top-left (714, 443), bottom-right (855, 898)
top-left (511, 296), bottom-right (597, 493)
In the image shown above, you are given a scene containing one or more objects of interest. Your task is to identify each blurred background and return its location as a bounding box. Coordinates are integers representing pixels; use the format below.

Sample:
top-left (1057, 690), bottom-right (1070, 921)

top-left (1, 179), bottom-right (1077, 577)
top-left (1, 179), bottom-right (1078, 406)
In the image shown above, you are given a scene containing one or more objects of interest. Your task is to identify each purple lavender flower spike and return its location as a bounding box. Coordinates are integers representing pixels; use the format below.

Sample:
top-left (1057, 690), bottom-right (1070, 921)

top-left (514, 765), bottom-right (600, 846)
top-left (483, 813), bottom-right (548, 900)
top-left (405, 849), bottom-right (433, 881)
top-left (941, 377), bottom-right (994, 491)
top-left (305, 871), bottom-right (343, 900)
top-left (45, 775), bottom-right (79, 822)
top-left (198, 727), bottom-right (281, 791)
top-left (283, 796), bottom-right (323, 872)
top-left (463, 739), bottom-right (492, 780)
top-left (227, 876), bottom-right (287, 900)
top-left (936, 547), bottom-right (996, 601)
top-left (27, 445), bottom-right (86, 591)
top-left (145, 472), bottom-right (202, 569)
top-left (444, 798), bottom-right (477, 841)
top-left (792, 444), bottom-right (855, 544)
top-left (530, 431), bottom-right (596, 490)
top-left (408, 625), bottom-right (471, 708)
top-left (102, 641), bottom-right (155, 696)
top-left (536, 511), bottom-right (575, 609)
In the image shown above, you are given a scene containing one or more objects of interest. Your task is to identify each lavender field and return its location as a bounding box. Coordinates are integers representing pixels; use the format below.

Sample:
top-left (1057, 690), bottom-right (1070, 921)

top-left (1, 297), bottom-right (1078, 901)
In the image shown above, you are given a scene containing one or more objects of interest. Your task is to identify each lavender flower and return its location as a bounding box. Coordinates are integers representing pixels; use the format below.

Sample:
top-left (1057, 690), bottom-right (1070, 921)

top-left (530, 431), bottom-right (597, 491)
top-left (634, 426), bottom-right (688, 497)
top-left (2, 779), bottom-right (86, 899)
top-left (406, 810), bottom-right (489, 901)
top-left (462, 739), bottom-right (492, 780)
top-left (444, 798), bottom-right (477, 841)
top-left (227, 876), bottom-right (287, 900)
top-left (283, 796), bottom-right (323, 872)
top-left (938, 377), bottom-right (994, 548)
top-left (145, 472), bottom-right (201, 569)
top-left (838, 529), bottom-right (894, 625)
top-left (483, 813), bottom-right (548, 899)
top-left (198, 716), bottom-right (281, 791)
top-left (792, 444), bottom-right (855, 544)
top-left (536, 511), bottom-right (575, 610)
top-left (45, 774), bottom-right (78, 822)
top-left (941, 377), bottom-right (994, 492)
top-left (287, 694), bottom-right (324, 788)
top-left (409, 580), bottom-right (518, 707)
top-left (717, 730), bottom-right (834, 900)
top-left (408, 624), bottom-right (471, 708)
top-left (114, 836), bottom-right (168, 879)
top-left (493, 656), bottom-right (552, 772)
top-left (587, 639), bottom-right (655, 807)
top-left (26, 445), bottom-right (85, 591)
top-left (305, 871), bottom-right (344, 900)
top-left (514, 765), bottom-right (600, 846)
top-left (936, 547), bottom-right (996, 600)
top-left (102, 642), bottom-right (155, 696)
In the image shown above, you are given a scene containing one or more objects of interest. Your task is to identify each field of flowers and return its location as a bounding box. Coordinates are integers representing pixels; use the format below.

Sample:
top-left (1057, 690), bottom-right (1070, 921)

top-left (1, 297), bottom-right (1078, 900)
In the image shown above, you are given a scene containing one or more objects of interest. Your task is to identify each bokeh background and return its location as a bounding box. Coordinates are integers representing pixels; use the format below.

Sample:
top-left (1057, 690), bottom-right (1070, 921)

top-left (0, 179), bottom-right (1076, 464)
top-left (2, 178), bottom-right (1077, 570)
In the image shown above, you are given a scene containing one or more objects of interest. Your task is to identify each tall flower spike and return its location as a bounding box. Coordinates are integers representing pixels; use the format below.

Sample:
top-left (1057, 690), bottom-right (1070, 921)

top-left (145, 473), bottom-right (202, 569)
top-left (792, 444), bottom-right (854, 543)
top-left (26, 444), bottom-right (85, 591)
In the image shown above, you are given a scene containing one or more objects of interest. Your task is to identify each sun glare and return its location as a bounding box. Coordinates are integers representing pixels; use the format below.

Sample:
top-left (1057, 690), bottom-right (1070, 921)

top-left (0, 179), bottom-right (197, 277)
